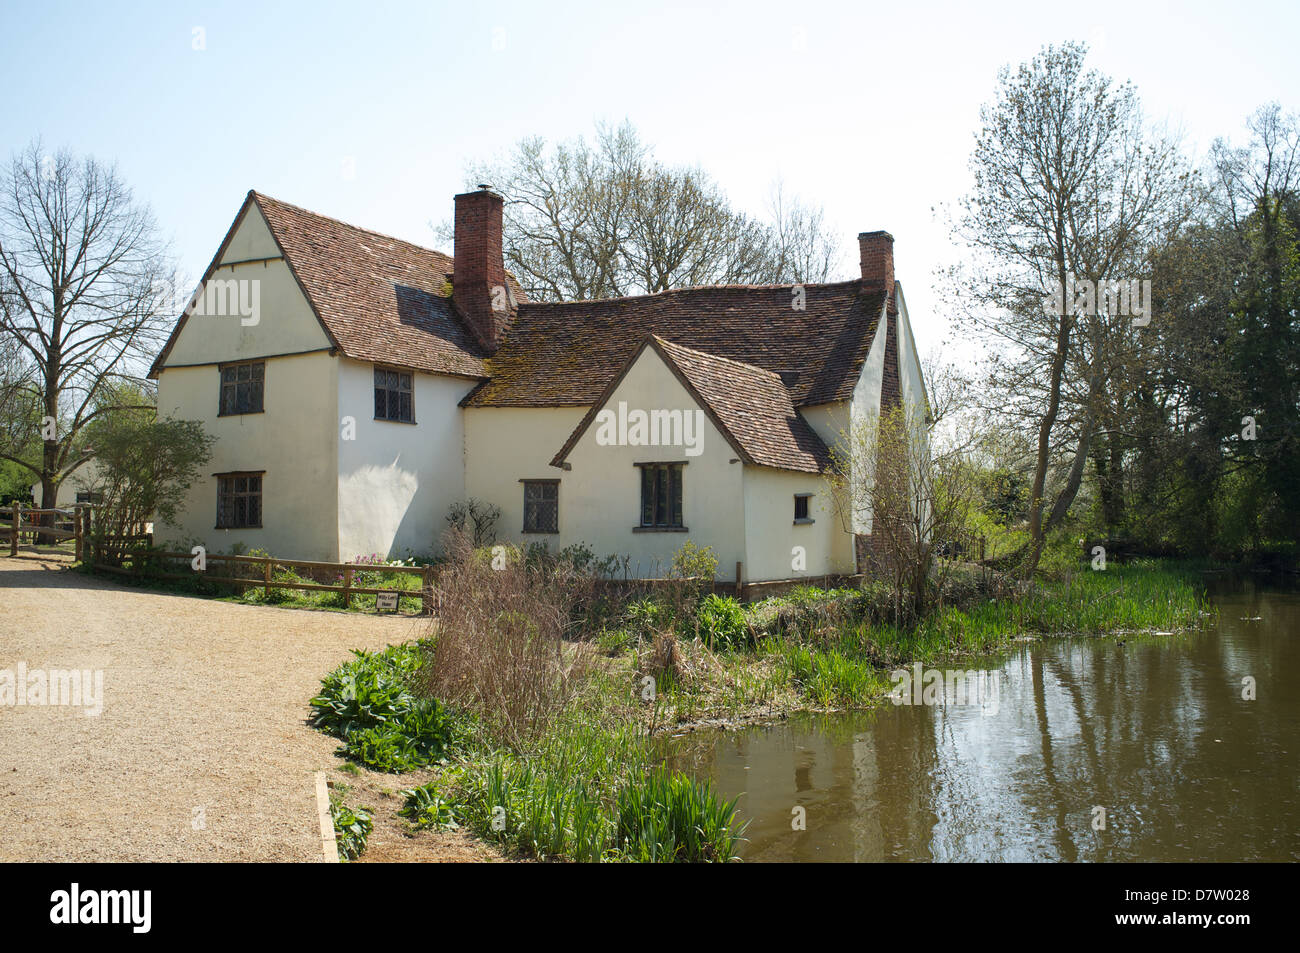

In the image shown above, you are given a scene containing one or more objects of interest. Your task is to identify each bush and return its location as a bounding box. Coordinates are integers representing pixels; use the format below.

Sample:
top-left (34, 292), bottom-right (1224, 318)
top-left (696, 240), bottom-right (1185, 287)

top-left (310, 643), bottom-right (460, 772)
top-left (418, 529), bottom-right (592, 748)
top-left (694, 594), bottom-right (749, 649)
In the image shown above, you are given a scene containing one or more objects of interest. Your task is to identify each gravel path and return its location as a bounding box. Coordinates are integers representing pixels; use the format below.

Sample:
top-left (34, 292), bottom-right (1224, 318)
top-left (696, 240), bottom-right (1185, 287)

top-left (0, 553), bottom-right (425, 862)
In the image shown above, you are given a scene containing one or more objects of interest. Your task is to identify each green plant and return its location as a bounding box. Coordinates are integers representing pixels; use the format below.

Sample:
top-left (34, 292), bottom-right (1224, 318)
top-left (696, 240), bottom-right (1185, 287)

top-left (671, 541), bottom-right (718, 584)
top-left (614, 769), bottom-right (746, 862)
top-left (310, 643), bottom-right (461, 772)
top-left (330, 799), bottom-right (373, 861)
top-left (694, 593), bottom-right (749, 649)
top-left (626, 597), bottom-right (668, 634)
top-left (399, 780), bottom-right (461, 830)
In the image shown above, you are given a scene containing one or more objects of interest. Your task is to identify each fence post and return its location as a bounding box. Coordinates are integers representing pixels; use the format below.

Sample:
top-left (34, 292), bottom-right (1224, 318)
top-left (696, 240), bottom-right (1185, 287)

top-left (343, 566), bottom-right (352, 609)
top-left (73, 507), bottom-right (83, 562)
top-left (10, 503), bottom-right (18, 556)
top-left (735, 560), bottom-right (744, 603)
top-left (421, 565), bottom-right (433, 615)
top-left (264, 556), bottom-right (272, 599)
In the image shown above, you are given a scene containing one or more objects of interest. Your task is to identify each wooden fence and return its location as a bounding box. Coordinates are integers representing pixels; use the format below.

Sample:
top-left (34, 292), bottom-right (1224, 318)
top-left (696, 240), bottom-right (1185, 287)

top-left (1, 504), bottom-right (149, 561)
top-left (92, 547), bottom-right (439, 615)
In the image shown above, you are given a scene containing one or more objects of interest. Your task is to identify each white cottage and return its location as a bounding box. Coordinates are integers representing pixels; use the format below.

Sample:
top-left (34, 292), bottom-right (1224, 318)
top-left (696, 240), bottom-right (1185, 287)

top-left (151, 188), bottom-right (929, 581)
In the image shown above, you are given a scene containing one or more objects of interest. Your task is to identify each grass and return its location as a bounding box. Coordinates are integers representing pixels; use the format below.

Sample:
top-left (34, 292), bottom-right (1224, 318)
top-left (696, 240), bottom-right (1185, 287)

top-left (307, 553), bottom-right (1213, 863)
top-left (643, 558), bottom-right (1214, 715)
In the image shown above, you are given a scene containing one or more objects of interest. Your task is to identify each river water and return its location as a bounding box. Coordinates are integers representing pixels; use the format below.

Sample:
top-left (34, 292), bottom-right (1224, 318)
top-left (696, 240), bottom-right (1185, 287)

top-left (668, 573), bottom-right (1299, 862)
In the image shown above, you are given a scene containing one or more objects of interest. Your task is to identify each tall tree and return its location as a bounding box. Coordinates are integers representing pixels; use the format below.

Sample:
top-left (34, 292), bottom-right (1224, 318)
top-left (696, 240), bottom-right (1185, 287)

top-left (952, 42), bottom-right (1193, 574)
top-left (446, 121), bottom-right (843, 301)
top-left (0, 141), bottom-right (172, 509)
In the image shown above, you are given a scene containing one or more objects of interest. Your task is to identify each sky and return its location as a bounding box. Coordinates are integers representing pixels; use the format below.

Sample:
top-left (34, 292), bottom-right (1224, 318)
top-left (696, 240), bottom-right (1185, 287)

top-left (2, 0), bottom-right (1297, 360)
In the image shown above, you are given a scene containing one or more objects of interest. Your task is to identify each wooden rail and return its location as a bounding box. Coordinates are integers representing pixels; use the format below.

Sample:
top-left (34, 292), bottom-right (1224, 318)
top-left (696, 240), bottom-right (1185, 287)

top-left (92, 547), bottom-right (438, 615)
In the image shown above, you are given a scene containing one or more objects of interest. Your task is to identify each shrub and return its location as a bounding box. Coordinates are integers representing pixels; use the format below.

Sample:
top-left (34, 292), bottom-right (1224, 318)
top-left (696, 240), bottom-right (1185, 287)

top-left (418, 529), bottom-right (592, 748)
top-left (694, 593), bottom-right (749, 649)
top-left (310, 643), bottom-right (460, 772)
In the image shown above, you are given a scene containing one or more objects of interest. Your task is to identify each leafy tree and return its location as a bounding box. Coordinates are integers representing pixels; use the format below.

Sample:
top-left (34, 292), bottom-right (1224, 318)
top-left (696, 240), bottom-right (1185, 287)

top-left (81, 413), bottom-right (213, 551)
top-left (950, 42), bottom-right (1194, 574)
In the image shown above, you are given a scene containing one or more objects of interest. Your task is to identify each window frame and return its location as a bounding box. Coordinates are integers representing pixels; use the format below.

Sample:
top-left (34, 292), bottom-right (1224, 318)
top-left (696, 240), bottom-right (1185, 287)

top-left (634, 462), bottom-right (687, 532)
top-left (520, 479), bottom-right (560, 534)
top-left (373, 365), bottom-right (415, 424)
top-left (218, 360), bottom-right (266, 417)
top-left (215, 470), bottom-right (265, 529)
top-left (794, 492), bottom-right (814, 524)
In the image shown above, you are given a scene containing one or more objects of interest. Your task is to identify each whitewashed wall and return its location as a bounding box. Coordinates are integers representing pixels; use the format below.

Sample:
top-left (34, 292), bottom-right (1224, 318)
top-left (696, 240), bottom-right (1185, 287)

top-left (155, 352), bottom-right (340, 559)
top-left (335, 358), bottom-right (474, 560)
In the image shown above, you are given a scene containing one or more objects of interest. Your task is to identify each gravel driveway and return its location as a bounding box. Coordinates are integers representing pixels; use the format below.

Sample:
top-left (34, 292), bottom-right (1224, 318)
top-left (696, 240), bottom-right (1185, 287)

top-left (0, 553), bottom-right (423, 862)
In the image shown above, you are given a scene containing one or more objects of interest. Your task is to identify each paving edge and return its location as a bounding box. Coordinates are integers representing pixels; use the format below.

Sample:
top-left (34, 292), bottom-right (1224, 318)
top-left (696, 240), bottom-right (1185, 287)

top-left (315, 772), bottom-right (340, 863)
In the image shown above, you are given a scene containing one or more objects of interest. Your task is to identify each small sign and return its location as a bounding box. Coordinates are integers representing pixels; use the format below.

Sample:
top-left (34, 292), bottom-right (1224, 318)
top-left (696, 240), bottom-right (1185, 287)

top-left (375, 591), bottom-right (399, 612)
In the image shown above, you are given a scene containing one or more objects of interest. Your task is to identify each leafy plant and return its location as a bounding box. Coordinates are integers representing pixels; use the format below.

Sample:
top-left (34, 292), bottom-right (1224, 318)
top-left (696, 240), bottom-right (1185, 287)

top-left (310, 643), bottom-right (461, 772)
top-left (694, 593), bottom-right (750, 649)
top-left (398, 780), bottom-right (461, 830)
top-left (330, 799), bottom-right (373, 862)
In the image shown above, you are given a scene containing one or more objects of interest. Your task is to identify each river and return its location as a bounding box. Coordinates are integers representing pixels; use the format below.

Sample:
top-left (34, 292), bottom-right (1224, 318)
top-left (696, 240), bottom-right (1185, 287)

top-left (668, 573), bottom-right (1299, 861)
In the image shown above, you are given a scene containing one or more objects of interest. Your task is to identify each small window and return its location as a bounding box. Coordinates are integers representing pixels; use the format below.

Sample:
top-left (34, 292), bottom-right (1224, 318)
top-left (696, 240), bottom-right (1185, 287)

top-left (216, 472), bottom-right (263, 528)
top-left (638, 463), bottom-right (684, 529)
top-left (219, 362), bottom-right (264, 415)
top-left (374, 367), bottom-right (414, 423)
top-left (75, 491), bottom-right (104, 505)
top-left (794, 494), bottom-right (813, 523)
top-left (522, 480), bottom-right (559, 534)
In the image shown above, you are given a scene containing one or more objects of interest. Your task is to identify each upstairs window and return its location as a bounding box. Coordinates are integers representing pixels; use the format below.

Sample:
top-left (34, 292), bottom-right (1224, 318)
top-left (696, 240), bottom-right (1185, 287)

top-left (374, 367), bottom-right (414, 423)
top-left (216, 472), bottom-right (263, 528)
top-left (75, 491), bottom-right (104, 505)
top-left (638, 463), bottom-right (684, 530)
top-left (522, 480), bottom-right (559, 534)
top-left (219, 361), bottom-right (264, 415)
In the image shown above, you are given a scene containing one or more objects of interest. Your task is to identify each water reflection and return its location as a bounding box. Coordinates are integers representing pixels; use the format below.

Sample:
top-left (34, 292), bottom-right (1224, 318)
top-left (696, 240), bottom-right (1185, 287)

top-left (668, 575), bottom-right (1300, 862)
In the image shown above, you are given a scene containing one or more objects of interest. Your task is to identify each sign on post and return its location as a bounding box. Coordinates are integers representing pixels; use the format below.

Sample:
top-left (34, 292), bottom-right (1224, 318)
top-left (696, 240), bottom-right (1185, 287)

top-left (375, 591), bottom-right (399, 612)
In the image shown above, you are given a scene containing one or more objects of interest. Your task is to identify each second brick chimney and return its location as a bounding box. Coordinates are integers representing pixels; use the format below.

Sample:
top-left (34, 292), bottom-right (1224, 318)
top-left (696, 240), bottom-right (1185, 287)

top-left (453, 186), bottom-right (513, 353)
top-left (859, 230), bottom-right (895, 312)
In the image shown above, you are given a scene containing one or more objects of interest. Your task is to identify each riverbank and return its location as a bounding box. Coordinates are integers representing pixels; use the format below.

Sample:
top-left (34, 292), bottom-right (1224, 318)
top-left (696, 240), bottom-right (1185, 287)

top-left (310, 556), bottom-right (1213, 862)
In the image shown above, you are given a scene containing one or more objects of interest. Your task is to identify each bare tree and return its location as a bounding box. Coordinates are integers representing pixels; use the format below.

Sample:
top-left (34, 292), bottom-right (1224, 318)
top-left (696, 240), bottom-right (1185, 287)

top-left (0, 141), bottom-right (173, 510)
top-left (950, 42), bottom-right (1194, 575)
top-left (830, 364), bottom-right (980, 624)
top-left (443, 121), bottom-right (844, 300)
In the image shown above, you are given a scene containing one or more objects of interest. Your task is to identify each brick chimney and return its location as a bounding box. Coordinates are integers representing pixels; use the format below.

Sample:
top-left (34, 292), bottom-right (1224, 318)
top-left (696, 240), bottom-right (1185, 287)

top-left (859, 230), bottom-right (896, 313)
top-left (453, 186), bottom-right (513, 353)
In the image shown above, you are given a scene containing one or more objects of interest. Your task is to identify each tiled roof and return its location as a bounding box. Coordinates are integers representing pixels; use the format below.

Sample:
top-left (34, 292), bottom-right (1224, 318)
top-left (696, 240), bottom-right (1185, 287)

top-left (552, 335), bottom-right (833, 474)
top-left (463, 281), bottom-right (886, 408)
top-left (152, 192), bottom-right (526, 379)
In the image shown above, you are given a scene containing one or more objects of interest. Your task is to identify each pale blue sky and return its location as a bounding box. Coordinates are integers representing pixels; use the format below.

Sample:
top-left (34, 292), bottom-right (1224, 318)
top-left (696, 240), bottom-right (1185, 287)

top-left (2, 0), bottom-right (1297, 357)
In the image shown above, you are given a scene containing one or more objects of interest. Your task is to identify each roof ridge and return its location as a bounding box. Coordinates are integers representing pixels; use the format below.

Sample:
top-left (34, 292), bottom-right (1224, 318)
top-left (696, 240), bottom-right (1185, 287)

top-left (521, 277), bottom-right (864, 308)
top-left (251, 190), bottom-right (454, 266)
top-left (651, 335), bottom-right (787, 383)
